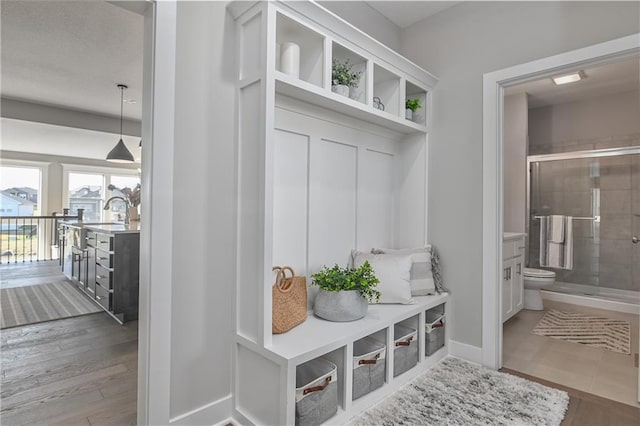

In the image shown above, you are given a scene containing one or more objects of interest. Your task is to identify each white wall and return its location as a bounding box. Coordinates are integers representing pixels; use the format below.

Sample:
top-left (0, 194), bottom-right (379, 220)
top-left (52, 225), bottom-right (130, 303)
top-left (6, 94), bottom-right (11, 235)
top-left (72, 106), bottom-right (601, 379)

top-left (529, 89), bottom-right (640, 149)
top-left (400, 1), bottom-right (640, 347)
top-left (503, 93), bottom-right (528, 233)
top-left (318, 1), bottom-right (400, 50)
top-left (169, 1), bottom-right (236, 421)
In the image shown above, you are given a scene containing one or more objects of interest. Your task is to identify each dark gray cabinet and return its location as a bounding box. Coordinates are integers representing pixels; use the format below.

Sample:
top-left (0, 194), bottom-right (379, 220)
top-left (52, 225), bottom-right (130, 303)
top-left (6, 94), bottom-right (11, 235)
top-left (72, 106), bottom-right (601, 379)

top-left (92, 231), bottom-right (139, 323)
top-left (61, 223), bottom-right (139, 324)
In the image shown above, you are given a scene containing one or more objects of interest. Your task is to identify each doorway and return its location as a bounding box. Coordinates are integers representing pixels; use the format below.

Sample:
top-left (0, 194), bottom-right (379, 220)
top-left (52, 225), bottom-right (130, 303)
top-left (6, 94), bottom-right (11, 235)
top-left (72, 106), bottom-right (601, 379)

top-left (482, 33), bottom-right (640, 404)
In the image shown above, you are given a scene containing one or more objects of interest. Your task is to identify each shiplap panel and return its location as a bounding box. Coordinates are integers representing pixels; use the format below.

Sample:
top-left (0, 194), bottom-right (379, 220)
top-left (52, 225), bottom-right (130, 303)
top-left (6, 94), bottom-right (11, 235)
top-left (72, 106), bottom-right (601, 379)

top-left (308, 138), bottom-right (357, 272)
top-left (358, 148), bottom-right (394, 250)
top-left (272, 129), bottom-right (309, 275)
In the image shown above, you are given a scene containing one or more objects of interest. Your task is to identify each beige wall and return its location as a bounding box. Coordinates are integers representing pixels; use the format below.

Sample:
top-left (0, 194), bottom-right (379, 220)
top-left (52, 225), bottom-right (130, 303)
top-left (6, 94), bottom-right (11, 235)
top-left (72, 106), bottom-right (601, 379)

top-left (400, 1), bottom-right (640, 347)
top-left (504, 93), bottom-right (528, 233)
top-left (529, 89), bottom-right (640, 154)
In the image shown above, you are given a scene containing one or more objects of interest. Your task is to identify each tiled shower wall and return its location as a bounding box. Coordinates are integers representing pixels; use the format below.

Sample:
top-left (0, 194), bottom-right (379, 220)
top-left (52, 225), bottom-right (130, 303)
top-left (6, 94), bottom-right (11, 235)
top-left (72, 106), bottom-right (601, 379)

top-left (528, 138), bottom-right (640, 292)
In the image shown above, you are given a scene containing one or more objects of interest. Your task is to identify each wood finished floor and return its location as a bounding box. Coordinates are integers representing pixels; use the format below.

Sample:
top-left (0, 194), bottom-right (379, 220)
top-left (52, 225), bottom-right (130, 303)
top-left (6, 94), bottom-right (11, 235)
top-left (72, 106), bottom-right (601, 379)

top-left (502, 368), bottom-right (640, 426)
top-left (1, 262), bottom-right (138, 425)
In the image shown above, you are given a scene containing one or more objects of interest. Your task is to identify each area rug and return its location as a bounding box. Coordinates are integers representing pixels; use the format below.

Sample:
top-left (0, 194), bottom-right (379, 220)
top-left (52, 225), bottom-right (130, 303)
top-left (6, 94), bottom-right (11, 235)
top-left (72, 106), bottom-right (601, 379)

top-left (350, 357), bottom-right (568, 426)
top-left (532, 310), bottom-right (630, 355)
top-left (1, 281), bottom-right (101, 328)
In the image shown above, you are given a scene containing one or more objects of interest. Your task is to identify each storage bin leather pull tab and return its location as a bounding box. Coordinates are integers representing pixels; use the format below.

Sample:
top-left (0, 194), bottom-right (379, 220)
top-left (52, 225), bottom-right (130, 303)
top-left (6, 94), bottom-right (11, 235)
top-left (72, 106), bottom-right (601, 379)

top-left (302, 376), bottom-right (332, 395)
top-left (396, 336), bottom-right (414, 347)
top-left (358, 353), bottom-right (381, 365)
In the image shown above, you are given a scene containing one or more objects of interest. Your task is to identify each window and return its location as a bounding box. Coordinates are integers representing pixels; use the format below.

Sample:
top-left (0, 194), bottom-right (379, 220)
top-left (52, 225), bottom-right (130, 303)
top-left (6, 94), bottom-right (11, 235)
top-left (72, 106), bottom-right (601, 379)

top-left (0, 165), bottom-right (41, 216)
top-left (63, 166), bottom-right (139, 222)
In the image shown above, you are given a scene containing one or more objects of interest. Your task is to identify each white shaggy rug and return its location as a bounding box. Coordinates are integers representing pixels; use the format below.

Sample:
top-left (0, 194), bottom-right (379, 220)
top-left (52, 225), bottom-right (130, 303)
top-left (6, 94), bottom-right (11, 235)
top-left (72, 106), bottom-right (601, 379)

top-left (350, 357), bottom-right (569, 426)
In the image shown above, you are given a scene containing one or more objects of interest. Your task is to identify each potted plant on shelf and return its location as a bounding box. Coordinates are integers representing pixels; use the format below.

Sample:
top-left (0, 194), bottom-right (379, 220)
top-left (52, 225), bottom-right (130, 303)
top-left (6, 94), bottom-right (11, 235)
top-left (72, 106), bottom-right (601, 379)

top-left (405, 98), bottom-right (422, 121)
top-left (332, 59), bottom-right (361, 98)
top-left (311, 261), bottom-right (380, 322)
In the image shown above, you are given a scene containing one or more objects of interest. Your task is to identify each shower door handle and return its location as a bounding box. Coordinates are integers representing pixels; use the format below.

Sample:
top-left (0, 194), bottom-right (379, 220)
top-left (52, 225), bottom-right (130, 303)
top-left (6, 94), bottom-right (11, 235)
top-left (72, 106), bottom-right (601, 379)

top-left (633, 236), bottom-right (639, 244)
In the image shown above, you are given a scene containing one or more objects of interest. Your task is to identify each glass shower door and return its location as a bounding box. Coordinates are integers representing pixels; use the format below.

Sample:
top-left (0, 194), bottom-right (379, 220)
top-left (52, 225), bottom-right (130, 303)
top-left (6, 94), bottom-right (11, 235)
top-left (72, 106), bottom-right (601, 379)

top-left (529, 152), bottom-right (640, 297)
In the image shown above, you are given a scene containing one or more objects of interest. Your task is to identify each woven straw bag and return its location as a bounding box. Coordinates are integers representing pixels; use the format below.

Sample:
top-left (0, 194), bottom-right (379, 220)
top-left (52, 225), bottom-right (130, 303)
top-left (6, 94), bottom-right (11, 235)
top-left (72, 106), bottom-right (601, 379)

top-left (272, 266), bottom-right (307, 334)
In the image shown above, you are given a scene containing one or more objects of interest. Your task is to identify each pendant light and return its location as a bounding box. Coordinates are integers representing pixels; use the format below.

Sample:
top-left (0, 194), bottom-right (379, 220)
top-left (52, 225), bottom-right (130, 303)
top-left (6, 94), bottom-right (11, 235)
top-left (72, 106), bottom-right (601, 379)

top-left (106, 84), bottom-right (135, 163)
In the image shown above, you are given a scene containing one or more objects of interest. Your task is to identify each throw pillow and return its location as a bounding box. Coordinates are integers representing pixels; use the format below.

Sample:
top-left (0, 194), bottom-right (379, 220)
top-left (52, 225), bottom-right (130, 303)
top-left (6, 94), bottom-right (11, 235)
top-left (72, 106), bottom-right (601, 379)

top-left (371, 247), bottom-right (435, 296)
top-left (352, 251), bottom-right (414, 304)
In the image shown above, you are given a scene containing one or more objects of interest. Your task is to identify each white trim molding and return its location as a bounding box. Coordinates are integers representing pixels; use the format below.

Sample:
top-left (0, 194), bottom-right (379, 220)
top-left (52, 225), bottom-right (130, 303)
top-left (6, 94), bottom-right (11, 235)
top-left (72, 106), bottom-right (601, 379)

top-left (482, 33), bottom-right (640, 370)
top-left (170, 395), bottom-right (233, 425)
top-left (448, 340), bottom-right (482, 365)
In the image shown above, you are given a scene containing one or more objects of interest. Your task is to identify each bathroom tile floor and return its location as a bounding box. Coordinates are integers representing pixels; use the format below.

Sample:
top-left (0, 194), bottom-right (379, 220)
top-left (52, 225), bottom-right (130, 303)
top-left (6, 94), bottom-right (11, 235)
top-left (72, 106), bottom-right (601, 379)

top-left (503, 300), bottom-right (640, 407)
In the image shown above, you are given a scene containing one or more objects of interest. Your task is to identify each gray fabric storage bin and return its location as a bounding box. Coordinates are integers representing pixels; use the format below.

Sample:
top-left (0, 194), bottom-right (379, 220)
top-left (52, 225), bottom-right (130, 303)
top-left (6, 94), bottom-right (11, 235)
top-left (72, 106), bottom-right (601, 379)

top-left (393, 324), bottom-right (418, 377)
top-left (295, 358), bottom-right (338, 426)
top-left (425, 315), bottom-right (445, 356)
top-left (352, 337), bottom-right (386, 400)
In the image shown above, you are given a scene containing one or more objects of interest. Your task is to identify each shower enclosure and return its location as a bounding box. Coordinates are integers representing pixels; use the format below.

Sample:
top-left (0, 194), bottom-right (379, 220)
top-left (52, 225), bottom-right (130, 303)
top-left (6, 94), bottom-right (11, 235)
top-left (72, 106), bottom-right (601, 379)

top-left (527, 146), bottom-right (640, 304)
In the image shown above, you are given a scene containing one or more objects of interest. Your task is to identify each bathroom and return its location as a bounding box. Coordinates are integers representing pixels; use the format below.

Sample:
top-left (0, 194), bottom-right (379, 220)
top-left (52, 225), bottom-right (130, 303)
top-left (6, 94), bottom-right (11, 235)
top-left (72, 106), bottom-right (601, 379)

top-left (501, 56), bottom-right (640, 407)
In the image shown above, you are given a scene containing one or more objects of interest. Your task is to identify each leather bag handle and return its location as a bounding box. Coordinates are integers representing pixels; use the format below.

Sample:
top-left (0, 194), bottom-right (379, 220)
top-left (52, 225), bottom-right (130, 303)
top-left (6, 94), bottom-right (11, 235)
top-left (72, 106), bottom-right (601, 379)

top-left (302, 376), bottom-right (332, 395)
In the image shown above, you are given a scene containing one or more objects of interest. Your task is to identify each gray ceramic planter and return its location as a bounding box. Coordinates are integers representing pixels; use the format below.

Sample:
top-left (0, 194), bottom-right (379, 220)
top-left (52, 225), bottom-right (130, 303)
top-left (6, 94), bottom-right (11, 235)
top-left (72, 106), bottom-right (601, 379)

top-left (313, 289), bottom-right (368, 322)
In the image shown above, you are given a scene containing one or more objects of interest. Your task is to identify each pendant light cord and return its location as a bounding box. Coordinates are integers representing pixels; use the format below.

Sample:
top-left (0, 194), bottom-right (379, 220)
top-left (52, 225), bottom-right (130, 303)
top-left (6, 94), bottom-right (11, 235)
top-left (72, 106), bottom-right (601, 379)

top-left (120, 85), bottom-right (124, 138)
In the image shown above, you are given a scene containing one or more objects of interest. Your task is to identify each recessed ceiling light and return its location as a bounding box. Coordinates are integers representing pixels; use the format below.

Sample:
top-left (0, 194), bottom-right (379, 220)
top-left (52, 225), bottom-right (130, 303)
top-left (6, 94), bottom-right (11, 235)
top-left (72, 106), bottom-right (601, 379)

top-left (123, 99), bottom-right (137, 104)
top-left (552, 71), bottom-right (584, 85)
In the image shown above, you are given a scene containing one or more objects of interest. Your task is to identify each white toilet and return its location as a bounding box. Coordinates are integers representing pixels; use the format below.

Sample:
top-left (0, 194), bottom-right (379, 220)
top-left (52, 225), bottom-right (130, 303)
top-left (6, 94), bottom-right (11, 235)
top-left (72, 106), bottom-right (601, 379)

top-left (523, 268), bottom-right (556, 310)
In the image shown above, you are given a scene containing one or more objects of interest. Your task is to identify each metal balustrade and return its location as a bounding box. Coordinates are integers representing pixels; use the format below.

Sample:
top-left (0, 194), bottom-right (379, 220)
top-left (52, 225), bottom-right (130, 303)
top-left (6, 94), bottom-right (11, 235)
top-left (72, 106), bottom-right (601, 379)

top-left (0, 214), bottom-right (79, 264)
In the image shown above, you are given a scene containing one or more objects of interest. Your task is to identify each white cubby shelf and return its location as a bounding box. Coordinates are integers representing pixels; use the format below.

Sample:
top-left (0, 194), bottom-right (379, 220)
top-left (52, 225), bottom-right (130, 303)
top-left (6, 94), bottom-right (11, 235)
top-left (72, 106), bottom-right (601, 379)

top-left (230, 1), bottom-right (440, 424)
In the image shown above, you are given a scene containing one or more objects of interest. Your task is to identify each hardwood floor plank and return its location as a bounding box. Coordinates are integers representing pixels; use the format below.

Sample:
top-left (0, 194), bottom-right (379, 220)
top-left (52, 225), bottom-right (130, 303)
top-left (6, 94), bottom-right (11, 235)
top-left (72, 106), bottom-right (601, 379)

top-left (501, 368), bottom-right (640, 426)
top-left (1, 364), bottom-right (128, 411)
top-left (0, 389), bottom-right (104, 425)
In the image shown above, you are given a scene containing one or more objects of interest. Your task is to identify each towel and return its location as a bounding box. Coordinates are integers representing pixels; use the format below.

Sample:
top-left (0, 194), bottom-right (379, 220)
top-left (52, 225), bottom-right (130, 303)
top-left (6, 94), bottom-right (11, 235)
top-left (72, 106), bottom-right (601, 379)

top-left (540, 215), bottom-right (573, 270)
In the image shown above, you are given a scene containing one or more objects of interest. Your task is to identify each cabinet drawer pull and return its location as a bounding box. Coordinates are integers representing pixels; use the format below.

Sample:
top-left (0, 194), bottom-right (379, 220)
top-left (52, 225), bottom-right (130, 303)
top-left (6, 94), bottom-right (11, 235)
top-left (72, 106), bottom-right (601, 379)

top-left (99, 240), bottom-right (109, 244)
top-left (96, 295), bottom-right (102, 300)
top-left (98, 257), bottom-right (109, 261)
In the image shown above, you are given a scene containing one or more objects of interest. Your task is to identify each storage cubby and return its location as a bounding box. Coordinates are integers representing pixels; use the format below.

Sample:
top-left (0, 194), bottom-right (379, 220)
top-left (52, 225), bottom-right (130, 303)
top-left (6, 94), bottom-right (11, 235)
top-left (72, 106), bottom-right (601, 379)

top-left (276, 12), bottom-right (324, 87)
top-left (425, 304), bottom-right (446, 356)
top-left (331, 42), bottom-right (367, 104)
top-left (405, 81), bottom-right (428, 126)
top-left (373, 64), bottom-right (401, 116)
top-left (352, 329), bottom-right (388, 401)
top-left (393, 317), bottom-right (419, 377)
top-left (295, 352), bottom-right (341, 426)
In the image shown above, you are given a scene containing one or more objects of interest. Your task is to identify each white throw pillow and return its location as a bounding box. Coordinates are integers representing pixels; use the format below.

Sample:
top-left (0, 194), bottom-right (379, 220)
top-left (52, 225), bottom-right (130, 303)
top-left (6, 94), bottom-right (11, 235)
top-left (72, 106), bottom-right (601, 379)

top-left (372, 247), bottom-right (436, 296)
top-left (352, 251), bottom-right (414, 304)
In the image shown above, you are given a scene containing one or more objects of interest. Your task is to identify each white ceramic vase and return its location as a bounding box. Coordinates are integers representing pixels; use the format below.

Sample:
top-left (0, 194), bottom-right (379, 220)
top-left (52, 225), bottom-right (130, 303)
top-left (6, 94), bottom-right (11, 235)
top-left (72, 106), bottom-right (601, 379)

top-left (405, 109), bottom-right (413, 120)
top-left (280, 42), bottom-right (300, 78)
top-left (332, 84), bottom-right (350, 98)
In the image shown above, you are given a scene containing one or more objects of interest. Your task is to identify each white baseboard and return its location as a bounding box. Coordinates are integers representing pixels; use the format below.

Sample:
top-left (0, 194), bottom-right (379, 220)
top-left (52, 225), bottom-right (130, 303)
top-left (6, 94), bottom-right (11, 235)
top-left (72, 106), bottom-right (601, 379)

top-left (170, 394), bottom-right (232, 425)
top-left (448, 340), bottom-right (482, 364)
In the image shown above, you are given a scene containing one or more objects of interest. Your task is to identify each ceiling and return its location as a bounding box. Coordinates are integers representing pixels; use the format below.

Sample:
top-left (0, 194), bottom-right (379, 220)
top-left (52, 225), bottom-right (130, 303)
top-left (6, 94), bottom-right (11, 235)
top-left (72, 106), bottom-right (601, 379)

top-left (505, 57), bottom-right (640, 108)
top-left (1, 1), bottom-right (144, 120)
top-left (366, 1), bottom-right (461, 28)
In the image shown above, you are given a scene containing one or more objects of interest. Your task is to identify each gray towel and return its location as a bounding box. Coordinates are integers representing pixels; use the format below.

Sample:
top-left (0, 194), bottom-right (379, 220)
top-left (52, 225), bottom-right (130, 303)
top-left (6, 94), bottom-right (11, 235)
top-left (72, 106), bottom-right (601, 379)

top-left (540, 215), bottom-right (573, 269)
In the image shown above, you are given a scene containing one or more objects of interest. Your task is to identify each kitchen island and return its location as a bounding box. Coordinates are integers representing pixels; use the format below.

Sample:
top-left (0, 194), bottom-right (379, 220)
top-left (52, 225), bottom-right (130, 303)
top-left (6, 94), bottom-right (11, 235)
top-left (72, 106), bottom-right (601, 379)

top-left (60, 221), bottom-right (140, 324)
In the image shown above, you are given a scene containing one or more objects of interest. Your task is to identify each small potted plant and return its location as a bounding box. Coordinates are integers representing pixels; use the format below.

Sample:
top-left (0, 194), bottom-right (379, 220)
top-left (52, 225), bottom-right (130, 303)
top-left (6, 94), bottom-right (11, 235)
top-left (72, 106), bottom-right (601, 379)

top-left (405, 98), bottom-right (422, 121)
top-left (332, 59), bottom-right (361, 98)
top-left (311, 261), bottom-right (380, 322)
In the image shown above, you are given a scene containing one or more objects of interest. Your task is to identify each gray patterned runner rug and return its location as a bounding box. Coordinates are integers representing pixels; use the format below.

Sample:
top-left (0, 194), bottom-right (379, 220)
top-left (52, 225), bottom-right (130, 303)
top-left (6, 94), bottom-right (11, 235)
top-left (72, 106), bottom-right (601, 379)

top-left (532, 310), bottom-right (630, 355)
top-left (350, 357), bottom-right (568, 426)
top-left (1, 281), bottom-right (101, 328)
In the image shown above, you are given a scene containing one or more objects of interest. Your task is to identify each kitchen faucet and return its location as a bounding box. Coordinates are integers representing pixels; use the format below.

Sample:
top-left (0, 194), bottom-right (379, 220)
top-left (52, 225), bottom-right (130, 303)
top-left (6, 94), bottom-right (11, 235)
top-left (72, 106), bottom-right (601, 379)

top-left (104, 196), bottom-right (132, 224)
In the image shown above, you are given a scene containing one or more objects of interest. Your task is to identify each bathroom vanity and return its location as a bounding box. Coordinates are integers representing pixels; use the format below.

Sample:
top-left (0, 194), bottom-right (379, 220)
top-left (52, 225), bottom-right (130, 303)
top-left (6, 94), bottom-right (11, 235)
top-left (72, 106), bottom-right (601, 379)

top-left (503, 233), bottom-right (525, 322)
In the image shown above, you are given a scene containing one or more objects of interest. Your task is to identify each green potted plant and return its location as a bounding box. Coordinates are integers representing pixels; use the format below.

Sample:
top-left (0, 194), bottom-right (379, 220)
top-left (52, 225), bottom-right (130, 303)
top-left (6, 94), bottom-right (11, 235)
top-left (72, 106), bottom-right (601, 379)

top-left (405, 98), bottom-right (422, 121)
top-left (332, 59), bottom-right (362, 98)
top-left (311, 261), bottom-right (380, 322)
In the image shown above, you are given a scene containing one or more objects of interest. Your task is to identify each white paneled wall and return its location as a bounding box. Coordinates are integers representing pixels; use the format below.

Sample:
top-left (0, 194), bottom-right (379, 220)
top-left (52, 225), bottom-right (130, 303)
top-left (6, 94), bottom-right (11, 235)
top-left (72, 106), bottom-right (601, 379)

top-left (273, 105), bottom-right (426, 288)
